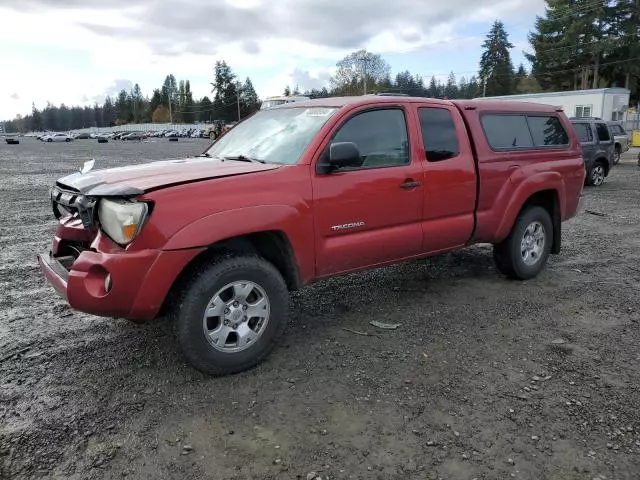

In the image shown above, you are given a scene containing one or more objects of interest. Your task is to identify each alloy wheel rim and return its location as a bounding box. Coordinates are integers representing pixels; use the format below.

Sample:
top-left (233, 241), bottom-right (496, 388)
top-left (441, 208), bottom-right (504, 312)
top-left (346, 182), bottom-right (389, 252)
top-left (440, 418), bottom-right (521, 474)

top-left (520, 221), bottom-right (545, 266)
top-left (202, 281), bottom-right (270, 353)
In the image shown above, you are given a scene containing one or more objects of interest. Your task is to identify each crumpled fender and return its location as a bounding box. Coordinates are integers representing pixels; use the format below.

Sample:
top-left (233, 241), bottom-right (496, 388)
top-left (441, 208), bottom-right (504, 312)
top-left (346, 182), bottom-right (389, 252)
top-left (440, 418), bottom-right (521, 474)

top-left (162, 204), bottom-right (315, 282)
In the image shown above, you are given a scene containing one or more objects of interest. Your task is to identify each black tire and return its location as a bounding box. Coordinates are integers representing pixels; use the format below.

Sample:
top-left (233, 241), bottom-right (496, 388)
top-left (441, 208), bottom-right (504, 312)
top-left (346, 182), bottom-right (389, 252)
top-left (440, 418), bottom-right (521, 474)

top-left (613, 145), bottom-right (621, 165)
top-left (493, 205), bottom-right (553, 280)
top-left (47, 138), bottom-right (52, 142)
top-left (173, 254), bottom-right (289, 375)
top-left (65, 138), bottom-right (71, 142)
top-left (586, 160), bottom-right (606, 187)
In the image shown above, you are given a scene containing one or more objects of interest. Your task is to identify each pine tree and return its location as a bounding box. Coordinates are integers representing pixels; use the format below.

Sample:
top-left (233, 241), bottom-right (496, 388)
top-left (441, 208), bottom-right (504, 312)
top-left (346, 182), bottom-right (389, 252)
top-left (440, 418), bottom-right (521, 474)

top-left (93, 102), bottom-right (103, 127)
top-left (103, 96), bottom-right (116, 126)
top-left (31, 103), bottom-right (42, 131)
top-left (161, 74), bottom-right (177, 122)
top-left (444, 72), bottom-right (458, 99)
top-left (131, 83), bottom-right (143, 123)
top-left (211, 61), bottom-right (237, 122)
top-left (467, 76), bottom-right (481, 98)
top-left (149, 89), bottom-right (163, 120)
top-left (183, 80), bottom-right (195, 123)
top-left (116, 89), bottom-right (130, 123)
top-left (240, 78), bottom-right (261, 117)
top-left (199, 96), bottom-right (213, 122)
top-left (428, 76), bottom-right (438, 97)
top-left (526, 0), bottom-right (612, 91)
top-left (479, 20), bottom-right (515, 96)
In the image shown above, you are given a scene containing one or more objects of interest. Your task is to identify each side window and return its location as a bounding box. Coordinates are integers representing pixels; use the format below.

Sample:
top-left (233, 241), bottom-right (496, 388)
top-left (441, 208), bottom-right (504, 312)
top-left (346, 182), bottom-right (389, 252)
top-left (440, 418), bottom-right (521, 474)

top-left (610, 124), bottom-right (624, 135)
top-left (572, 123), bottom-right (593, 142)
top-left (595, 123), bottom-right (611, 142)
top-left (418, 107), bottom-right (460, 161)
top-left (481, 114), bottom-right (533, 150)
top-left (331, 109), bottom-right (409, 168)
top-left (527, 116), bottom-right (569, 146)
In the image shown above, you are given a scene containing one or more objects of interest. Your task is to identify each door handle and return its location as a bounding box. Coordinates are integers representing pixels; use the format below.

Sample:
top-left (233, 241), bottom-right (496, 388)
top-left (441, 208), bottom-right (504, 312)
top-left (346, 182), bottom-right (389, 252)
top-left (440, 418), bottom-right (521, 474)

top-left (400, 179), bottom-right (421, 189)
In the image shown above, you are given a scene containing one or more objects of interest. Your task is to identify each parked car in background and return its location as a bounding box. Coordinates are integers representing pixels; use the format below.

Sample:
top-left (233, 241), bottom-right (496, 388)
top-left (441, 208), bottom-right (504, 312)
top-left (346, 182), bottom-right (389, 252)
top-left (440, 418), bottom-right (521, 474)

top-left (607, 121), bottom-right (630, 165)
top-left (74, 132), bottom-right (91, 140)
top-left (570, 118), bottom-right (614, 186)
top-left (44, 133), bottom-right (74, 143)
top-left (121, 132), bottom-right (144, 141)
top-left (39, 96), bottom-right (585, 375)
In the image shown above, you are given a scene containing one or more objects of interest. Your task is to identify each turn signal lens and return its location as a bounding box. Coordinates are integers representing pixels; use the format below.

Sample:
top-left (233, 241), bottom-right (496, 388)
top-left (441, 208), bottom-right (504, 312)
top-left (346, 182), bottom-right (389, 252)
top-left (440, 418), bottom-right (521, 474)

top-left (98, 199), bottom-right (149, 245)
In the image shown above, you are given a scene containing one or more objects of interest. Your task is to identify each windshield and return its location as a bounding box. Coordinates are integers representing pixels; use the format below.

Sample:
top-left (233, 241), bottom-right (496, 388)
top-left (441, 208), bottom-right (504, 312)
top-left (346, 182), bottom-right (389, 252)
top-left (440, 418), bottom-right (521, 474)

top-left (205, 107), bottom-right (338, 164)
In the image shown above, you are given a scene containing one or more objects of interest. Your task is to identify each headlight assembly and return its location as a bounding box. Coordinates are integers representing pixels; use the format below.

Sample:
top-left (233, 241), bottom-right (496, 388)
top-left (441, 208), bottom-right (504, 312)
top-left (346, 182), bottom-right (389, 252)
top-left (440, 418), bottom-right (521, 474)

top-left (98, 198), bottom-right (149, 245)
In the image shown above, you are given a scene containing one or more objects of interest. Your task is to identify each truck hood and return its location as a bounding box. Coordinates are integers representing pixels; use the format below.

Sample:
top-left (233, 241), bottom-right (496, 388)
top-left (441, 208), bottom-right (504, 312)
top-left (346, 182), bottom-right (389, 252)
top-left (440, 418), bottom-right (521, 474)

top-left (56, 157), bottom-right (281, 196)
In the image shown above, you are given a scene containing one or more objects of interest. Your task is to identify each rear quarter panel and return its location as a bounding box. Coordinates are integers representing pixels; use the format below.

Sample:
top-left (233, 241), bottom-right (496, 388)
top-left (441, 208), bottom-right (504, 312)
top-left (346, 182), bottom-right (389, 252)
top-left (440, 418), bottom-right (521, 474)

top-left (456, 102), bottom-right (584, 243)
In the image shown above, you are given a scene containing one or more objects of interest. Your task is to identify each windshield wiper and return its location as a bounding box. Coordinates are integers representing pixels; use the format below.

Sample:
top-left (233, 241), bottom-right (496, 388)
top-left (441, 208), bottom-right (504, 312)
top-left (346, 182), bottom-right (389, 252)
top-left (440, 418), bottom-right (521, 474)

top-left (223, 155), bottom-right (266, 164)
top-left (199, 152), bottom-right (211, 157)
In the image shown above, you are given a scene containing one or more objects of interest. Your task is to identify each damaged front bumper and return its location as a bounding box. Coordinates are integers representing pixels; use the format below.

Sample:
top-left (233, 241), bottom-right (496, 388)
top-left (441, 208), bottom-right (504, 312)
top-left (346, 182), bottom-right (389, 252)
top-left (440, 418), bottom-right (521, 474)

top-left (37, 215), bottom-right (204, 322)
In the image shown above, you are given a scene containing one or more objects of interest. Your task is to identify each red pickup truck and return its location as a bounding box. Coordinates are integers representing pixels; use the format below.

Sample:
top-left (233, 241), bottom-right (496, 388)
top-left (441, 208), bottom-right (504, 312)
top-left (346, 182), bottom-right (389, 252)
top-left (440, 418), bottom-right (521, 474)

top-left (38, 96), bottom-right (585, 375)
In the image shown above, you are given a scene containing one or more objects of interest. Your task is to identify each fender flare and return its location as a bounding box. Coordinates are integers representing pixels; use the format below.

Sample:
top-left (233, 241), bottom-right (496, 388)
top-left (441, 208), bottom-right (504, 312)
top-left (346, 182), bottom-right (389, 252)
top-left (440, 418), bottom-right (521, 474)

top-left (163, 204), bottom-right (305, 251)
top-left (495, 172), bottom-right (566, 242)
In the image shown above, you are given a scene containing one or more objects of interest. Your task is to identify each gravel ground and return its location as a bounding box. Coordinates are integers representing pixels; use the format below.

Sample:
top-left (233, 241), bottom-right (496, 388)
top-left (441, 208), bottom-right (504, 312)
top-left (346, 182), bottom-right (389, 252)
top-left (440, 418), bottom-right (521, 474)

top-left (1, 137), bottom-right (639, 480)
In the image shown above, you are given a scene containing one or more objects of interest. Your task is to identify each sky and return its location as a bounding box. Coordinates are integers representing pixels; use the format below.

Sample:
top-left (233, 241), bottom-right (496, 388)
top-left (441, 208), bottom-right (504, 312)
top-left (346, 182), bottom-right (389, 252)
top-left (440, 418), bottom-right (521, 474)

top-left (0, 0), bottom-right (547, 120)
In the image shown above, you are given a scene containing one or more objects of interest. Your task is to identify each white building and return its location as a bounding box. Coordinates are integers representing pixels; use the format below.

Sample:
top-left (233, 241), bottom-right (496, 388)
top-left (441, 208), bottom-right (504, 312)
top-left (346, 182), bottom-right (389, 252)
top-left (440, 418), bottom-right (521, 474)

top-left (477, 88), bottom-right (630, 122)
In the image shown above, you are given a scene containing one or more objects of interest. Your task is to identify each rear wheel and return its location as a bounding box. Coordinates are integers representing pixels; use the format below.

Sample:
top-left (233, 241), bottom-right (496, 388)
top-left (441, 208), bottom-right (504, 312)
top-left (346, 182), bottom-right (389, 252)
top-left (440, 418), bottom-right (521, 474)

top-left (47, 138), bottom-right (52, 142)
top-left (493, 206), bottom-right (553, 280)
top-left (613, 145), bottom-right (621, 165)
top-left (65, 138), bottom-right (71, 142)
top-left (587, 160), bottom-right (606, 186)
top-left (173, 254), bottom-right (289, 375)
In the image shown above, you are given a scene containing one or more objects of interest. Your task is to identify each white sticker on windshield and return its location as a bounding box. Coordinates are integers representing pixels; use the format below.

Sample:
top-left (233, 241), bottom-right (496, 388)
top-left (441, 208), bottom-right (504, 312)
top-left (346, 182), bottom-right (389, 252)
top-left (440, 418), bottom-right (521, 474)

top-left (303, 108), bottom-right (334, 117)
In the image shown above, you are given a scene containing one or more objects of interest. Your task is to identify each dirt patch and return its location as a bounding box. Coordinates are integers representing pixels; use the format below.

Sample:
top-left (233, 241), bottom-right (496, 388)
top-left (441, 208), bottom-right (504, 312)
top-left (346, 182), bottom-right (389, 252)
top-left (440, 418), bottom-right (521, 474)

top-left (1, 139), bottom-right (639, 479)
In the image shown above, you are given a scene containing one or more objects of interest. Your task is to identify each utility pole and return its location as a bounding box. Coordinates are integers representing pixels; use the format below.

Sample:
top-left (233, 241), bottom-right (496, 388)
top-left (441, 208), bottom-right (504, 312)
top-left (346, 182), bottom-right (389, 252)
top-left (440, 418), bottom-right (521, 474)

top-left (168, 92), bottom-right (173, 123)
top-left (362, 52), bottom-right (369, 95)
top-left (236, 81), bottom-right (241, 122)
top-left (482, 76), bottom-right (487, 97)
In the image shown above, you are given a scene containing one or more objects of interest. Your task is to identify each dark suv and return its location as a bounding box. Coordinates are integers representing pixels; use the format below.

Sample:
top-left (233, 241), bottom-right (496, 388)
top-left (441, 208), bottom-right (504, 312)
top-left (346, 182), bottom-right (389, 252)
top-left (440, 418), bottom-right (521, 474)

top-left (570, 118), bottom-right (614, 186)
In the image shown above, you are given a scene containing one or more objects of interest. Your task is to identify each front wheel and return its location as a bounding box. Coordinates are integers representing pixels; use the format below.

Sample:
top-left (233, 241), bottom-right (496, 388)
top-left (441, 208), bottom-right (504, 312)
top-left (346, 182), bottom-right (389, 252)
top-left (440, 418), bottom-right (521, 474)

top-left (493, 206), bottom-right (553, 280)
top-left (174, 254), bottom-right (289, 375)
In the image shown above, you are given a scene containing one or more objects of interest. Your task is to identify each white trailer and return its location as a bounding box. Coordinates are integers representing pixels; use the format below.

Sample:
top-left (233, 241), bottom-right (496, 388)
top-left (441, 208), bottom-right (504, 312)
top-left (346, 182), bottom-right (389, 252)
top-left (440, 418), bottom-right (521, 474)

top-left (477, 88), bottom-right (630, 122)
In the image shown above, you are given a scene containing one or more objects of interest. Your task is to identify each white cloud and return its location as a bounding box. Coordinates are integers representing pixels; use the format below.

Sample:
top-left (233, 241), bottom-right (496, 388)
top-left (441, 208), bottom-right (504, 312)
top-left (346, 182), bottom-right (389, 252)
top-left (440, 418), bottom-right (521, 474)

top-left (0, 0), bottom-right (546, 118)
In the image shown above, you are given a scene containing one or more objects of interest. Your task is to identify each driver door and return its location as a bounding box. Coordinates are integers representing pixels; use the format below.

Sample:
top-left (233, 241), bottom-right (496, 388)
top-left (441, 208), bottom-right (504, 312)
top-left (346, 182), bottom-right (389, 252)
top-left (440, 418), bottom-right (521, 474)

top-left (312, 106), bottom-right (424, 277)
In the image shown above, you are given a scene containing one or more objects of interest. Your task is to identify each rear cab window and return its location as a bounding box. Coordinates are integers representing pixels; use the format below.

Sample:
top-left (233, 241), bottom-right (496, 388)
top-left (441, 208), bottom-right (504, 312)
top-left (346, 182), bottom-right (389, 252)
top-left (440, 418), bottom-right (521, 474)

top-left (480, 113), bottom-right (570, 151)
top-left (481, 114), bottom-right (533, 149)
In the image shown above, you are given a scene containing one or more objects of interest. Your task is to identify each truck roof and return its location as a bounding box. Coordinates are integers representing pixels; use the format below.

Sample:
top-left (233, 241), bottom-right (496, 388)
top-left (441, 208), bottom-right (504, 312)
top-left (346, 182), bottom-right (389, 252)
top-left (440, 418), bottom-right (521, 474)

top-left (277, 95), bottom-right (566, 114)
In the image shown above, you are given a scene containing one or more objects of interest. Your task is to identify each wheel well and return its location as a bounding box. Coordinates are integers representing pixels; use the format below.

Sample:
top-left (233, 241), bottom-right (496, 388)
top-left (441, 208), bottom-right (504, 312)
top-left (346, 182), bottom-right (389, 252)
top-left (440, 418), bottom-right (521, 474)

top-left (158, 231), bottom-right (300, 319)
top-left (523, 190), bottom-right (561, 254)
top-left (614, 142), bottom-right (621, 151)
top-left (212, 231), bottom-right (301, 290)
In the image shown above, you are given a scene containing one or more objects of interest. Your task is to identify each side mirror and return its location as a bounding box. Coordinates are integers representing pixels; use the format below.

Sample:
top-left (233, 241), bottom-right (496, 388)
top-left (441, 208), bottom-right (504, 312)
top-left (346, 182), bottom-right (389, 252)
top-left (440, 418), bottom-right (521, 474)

top-left (329, 142), bottom-right (361, 169)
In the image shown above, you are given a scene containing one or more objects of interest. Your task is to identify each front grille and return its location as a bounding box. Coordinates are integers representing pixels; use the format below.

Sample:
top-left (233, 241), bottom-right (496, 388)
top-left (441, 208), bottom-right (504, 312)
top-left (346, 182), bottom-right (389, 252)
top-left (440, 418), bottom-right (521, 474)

top-left (50, 186), bottom-right (96, 229)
